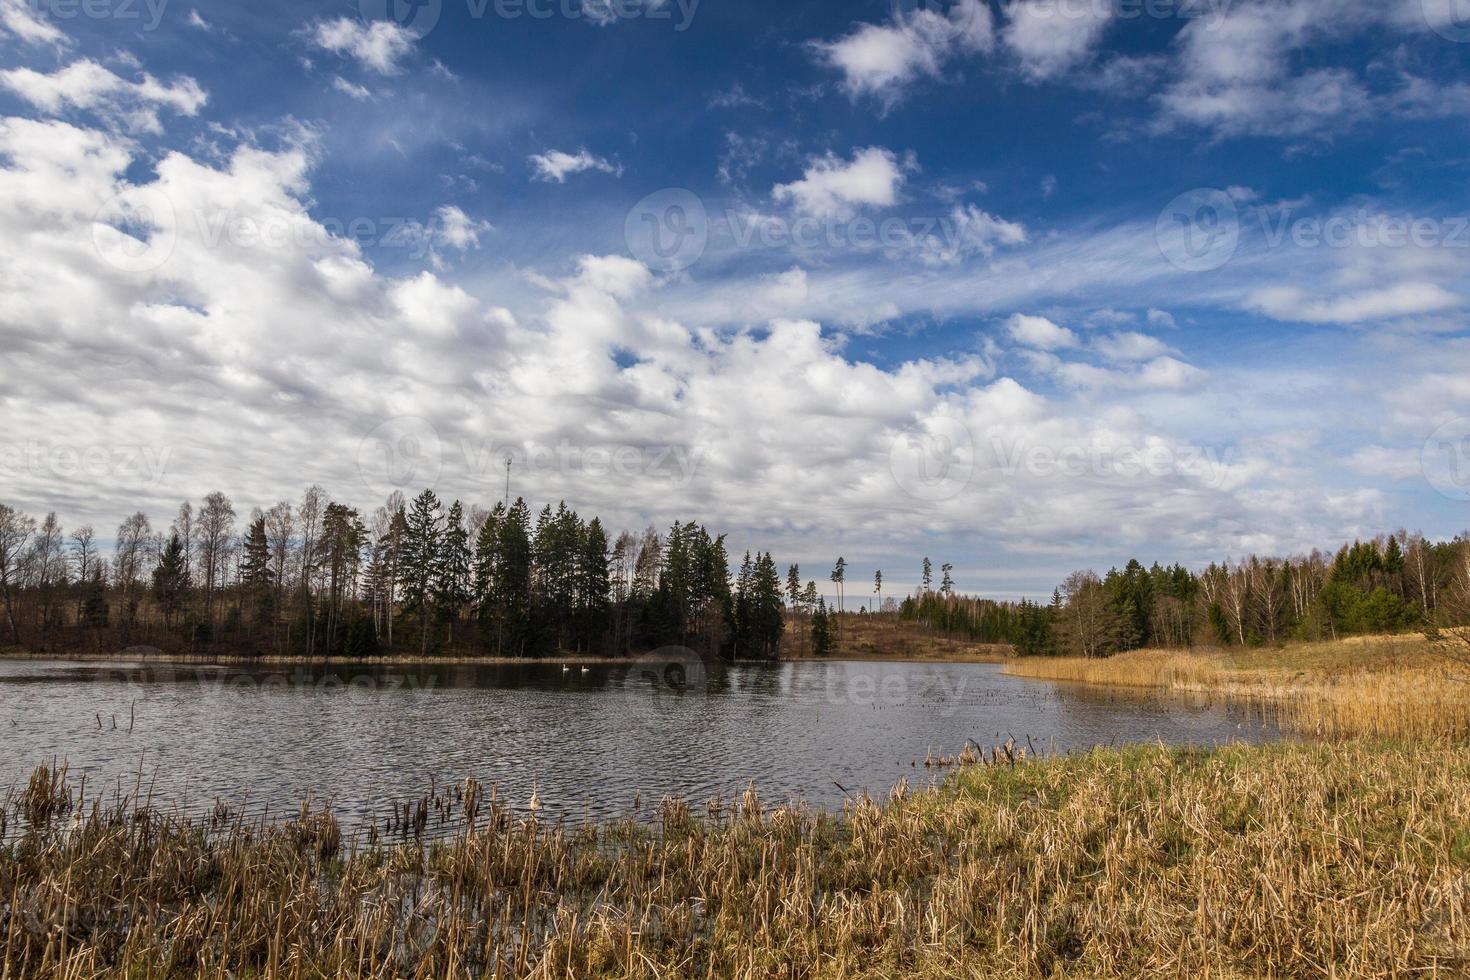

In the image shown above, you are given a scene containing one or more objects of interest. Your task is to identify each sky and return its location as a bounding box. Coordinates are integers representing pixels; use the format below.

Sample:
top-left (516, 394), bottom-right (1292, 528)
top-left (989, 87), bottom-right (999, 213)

top-left (1, 0), bottom-right (1469, 600)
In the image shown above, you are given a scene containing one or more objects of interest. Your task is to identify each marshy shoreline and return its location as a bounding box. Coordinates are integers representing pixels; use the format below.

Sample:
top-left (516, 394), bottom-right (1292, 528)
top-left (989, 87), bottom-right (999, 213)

top-left (5, 634), bottom-right (1468, 977)
top-left (4, 739), bottom-right (1468, 979)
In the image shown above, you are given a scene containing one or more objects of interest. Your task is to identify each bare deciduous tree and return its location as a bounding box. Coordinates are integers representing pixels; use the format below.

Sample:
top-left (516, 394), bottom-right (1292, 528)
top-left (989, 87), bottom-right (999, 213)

top-left (0, 504), bottom-right (36, 645)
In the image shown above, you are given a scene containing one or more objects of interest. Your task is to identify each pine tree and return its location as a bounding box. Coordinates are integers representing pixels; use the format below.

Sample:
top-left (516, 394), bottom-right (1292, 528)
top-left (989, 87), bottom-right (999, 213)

top-left (752, 552), bottom-right (784, 659)
top-left (399, 490), bottom-right (442, 657)
top-left (152, 534), bottom-right (189, 630)
top-left (490, 497), bottom-right (533, 656)
top-left (922, 557), bottom-right (932, 594)
top-left (473, 502), bottom-right (504, 620)
top-left (578, 517), bottom-right (611, 652)
top-left (435, 500), bottom-right (471, 646)
top-left (873, 569), bottom-right (883, 613)
top-left (811, 597), bottom-right (832, 657)
top-left (240, 517), bottom-right (272, 589)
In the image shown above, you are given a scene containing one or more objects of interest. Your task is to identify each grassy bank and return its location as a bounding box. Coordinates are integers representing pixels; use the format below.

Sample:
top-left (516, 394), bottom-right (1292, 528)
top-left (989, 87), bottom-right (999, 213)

top-left (4, 741), bottom-right (1469, 978)
top-left (1003, 634), bottom-right (1470, 740)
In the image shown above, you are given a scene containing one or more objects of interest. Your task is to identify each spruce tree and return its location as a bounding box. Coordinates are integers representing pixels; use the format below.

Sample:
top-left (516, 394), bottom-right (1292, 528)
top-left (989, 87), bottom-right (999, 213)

top-left (399, 490), bottom-right (442, 656)
top-left (435, 500), bottom-right (471, 646)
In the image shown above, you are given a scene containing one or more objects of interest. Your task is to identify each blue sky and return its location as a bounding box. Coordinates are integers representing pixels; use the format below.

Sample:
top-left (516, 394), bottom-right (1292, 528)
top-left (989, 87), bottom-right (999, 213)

top-left (2, 0), bottom-right (1469, 599)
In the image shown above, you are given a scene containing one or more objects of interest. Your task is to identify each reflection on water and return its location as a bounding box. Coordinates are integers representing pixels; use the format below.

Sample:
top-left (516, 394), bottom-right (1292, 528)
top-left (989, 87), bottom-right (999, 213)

top-left (0, 658), bottom-right (1279, 825)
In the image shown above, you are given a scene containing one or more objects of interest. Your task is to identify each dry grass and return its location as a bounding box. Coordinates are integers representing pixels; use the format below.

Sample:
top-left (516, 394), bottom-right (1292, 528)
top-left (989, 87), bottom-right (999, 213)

top-left (1004, 635), bottom-right (1470, 740)
top-left (4, 742), bottom-right (1470, 978)
top-left (784, 613), bottom-right (1014, 663)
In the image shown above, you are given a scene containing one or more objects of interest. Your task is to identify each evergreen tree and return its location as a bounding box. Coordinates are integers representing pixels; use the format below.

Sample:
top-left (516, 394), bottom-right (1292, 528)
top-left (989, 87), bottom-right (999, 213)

top-left (490, 498), bottom-right (533, 656)
top-left (811, 597), bottom-right (833, 657)
top-left (152, 534), bottom-right (189, 630)
top-left (240, 517), bottom-right (272, 589)
top-left (435, 500), bottom-right (472, 645)
top-left (472, 502), bottom-right (504, 619)
top-left (398, 490), bottom-right (442, 656)
top-left (577, 517), bottom-right (611, 651)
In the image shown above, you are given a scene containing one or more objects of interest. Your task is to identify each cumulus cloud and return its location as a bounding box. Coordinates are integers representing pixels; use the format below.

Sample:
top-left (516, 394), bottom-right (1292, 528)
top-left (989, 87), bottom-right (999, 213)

top-left (1150, 0), bottom-right (1470, 140)
top-left (812, 0), bottom-right (993, 105)
top-left (528, 148), bottom-right (622, 183)
top-left (1094, 331), bottom-right (1171, 363)
top-left (1002, 0), bottom-right (1111, 80)
top-left (1006, 313), bottom-right (1077, 350)
top-left (772, 146), bottom-right (909, 219)
top-left (308, 18), bottom-right (418, 74)
top-left (0, 60), bottom-right (206, 134)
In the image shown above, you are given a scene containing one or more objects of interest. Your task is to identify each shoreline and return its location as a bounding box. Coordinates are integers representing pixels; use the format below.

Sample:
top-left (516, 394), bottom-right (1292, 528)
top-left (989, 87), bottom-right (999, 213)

top-left (0, 648), bottom-right (1016, 668)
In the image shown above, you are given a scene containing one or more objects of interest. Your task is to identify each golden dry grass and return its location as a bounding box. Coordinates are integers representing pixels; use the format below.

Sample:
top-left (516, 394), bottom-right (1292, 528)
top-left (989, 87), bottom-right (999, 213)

top-left (4, 742), bottom-right (1470, 978)
top-left (1004, 635), bottom-right (1470, 740)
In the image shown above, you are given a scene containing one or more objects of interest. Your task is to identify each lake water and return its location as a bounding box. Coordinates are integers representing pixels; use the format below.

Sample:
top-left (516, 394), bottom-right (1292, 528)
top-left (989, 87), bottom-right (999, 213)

top-left (0, 656), bottom-right (1279, 828)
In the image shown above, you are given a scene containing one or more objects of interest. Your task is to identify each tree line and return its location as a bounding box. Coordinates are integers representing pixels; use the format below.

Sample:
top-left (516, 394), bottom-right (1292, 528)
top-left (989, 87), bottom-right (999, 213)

top-left (0, 490), bottom-right (822, 660)
top-left (901, 531), bottom-right (1470, 656)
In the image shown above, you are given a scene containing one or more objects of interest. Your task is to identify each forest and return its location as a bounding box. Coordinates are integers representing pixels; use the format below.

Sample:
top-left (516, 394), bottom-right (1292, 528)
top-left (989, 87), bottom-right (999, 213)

top-left (0, 487), bottom-right (1466, 660)
top-left (902, 534), bottom-right (1470, 657)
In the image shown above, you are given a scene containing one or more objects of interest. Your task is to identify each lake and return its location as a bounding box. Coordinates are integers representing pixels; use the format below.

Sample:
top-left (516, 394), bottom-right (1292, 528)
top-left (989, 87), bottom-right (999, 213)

top-left (0, 656), bottom-right (1279, 828)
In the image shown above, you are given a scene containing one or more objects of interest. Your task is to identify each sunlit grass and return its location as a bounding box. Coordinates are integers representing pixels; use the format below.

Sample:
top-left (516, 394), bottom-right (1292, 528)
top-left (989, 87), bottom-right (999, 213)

top-left (1004, 635), bottom-right (1470, 740)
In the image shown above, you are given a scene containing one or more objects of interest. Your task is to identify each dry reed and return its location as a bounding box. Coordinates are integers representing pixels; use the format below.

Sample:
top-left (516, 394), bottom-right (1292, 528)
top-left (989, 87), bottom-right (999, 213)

top-left (1005, 635), bottom-right (1470, 740)
top-left (4, 740), bottom-right (1469, 979)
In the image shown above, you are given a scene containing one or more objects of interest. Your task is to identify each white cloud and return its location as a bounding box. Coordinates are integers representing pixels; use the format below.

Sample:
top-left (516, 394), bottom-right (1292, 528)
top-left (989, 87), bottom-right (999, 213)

top-left (528, 148), bottom-right (621, 183)
top-left (812, 0), bottom-right (993, 105)
top-left (0, 0), bottom-right (66, 46)
top-left (1148, 0), bottom-right (1468, 139)
top-left (1094, 331), bottom-right (1171, 363)
top-left (1002, 0), bottom-right (1111, 80)
top-left (331, 76), bottom-right (373, 101)
top-left (1, 60), bottom-right (206, 134)
top-left (1246, 283), bottom-right (1461, 324)
top-left (772, 146), bottom-right (909, 219)
top-left (909, 204), bottom-right (1027, 265)
top-left (308, 18), bottom-right (417, 75)
top-left (432, 205), bottom-right (491, 251)
top-left (1006, 313), bottom-right (1077, 350)
top-left (186, 9), bottom-right (211, 31)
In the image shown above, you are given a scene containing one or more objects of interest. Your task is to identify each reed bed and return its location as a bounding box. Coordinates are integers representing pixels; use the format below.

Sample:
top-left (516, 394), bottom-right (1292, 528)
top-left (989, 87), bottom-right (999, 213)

top-left (3, 740), bottom-right (1469, 979)
top-left (1004, 635), bottom-right (1470, 740)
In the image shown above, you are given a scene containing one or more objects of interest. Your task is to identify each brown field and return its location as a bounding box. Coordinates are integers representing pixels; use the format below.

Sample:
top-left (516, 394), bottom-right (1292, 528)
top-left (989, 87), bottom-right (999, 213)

top-left (783, 612), bottom-right (1014, 663)
top-left (1004, 634), bottom-right (1470, 740)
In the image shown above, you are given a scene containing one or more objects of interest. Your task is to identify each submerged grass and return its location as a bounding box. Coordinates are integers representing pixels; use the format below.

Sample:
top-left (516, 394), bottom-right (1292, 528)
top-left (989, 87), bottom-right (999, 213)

top-left (4, 740), bottom-right (1470, 978)
top-left (1004, 635), bottom-right (1470, 740)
